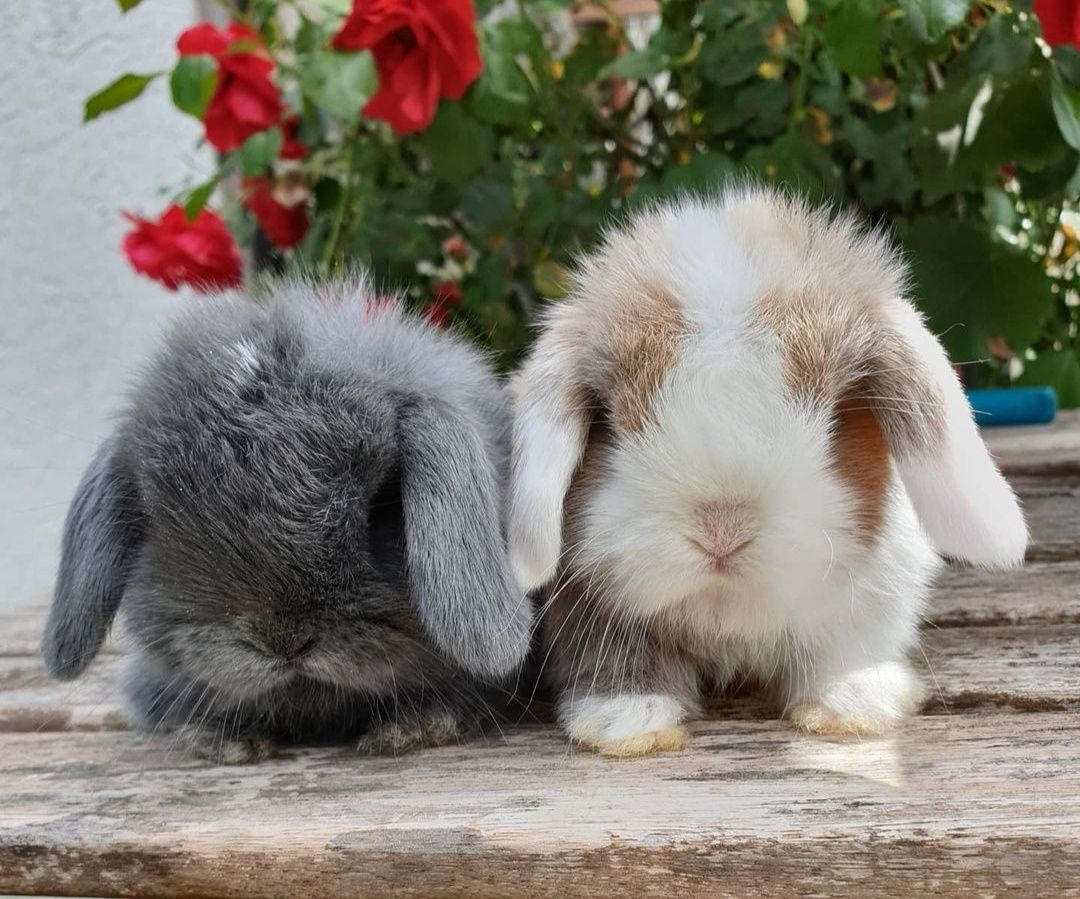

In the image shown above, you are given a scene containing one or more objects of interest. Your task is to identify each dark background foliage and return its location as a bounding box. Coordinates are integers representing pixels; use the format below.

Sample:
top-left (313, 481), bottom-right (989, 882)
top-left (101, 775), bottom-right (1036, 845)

top-left (92, 0), bottom-right (1080, 403)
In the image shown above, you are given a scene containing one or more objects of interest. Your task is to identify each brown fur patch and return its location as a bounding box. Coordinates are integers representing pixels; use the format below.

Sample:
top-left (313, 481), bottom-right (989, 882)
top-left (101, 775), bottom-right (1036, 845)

top-left (514, 284), bottom-right (688, 441)
top-left (582, 288), bottom-right (688, 435)
top-left (830, 399), bottom-right (890, 540)
top-left (759, 289), bottom-right (947, 460)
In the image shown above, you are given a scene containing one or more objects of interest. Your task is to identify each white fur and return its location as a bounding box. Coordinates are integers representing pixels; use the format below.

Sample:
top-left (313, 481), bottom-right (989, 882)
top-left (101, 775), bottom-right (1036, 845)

top-left (510, 411), bottom-right (586, 591)
top-left (561, 693), bottom-right (686, 748)
top-left (510, 344), bottom-right (590, 591)
top-left (788, 660), bottom-right (925, 731)
top-left (888, 304), bottom-right (1028, 568)
top-left (513, 187), bottom-right (1026, 748)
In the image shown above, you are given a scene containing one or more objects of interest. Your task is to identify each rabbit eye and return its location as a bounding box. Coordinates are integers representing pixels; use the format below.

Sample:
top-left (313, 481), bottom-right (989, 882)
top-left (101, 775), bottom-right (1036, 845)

top-left (368, 466), bottom-right (404, 553)
top-left (587, 392), bottom-right (614, 443)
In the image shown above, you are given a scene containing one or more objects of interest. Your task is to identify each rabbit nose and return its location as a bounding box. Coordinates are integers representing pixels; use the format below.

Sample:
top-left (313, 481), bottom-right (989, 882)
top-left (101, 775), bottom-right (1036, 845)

top-left (691, 501), bottom-right (757, 571)
top-left (285, 631), bottom-right (317, 661)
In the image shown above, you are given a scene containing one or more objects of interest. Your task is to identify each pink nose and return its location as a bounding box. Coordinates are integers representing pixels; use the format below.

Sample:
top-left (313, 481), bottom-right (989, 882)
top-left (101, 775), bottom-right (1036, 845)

top-left (690, 501), bottom-right (757, 571)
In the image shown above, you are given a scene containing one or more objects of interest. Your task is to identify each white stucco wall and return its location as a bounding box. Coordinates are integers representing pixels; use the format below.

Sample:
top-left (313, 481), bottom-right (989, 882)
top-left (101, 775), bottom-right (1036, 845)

top-left (0, 0), bottom-right (208, 608)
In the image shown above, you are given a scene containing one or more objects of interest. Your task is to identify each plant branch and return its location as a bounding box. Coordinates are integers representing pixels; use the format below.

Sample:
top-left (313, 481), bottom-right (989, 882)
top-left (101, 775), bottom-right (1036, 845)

top-left (321, 122), bottom-right (363, 272)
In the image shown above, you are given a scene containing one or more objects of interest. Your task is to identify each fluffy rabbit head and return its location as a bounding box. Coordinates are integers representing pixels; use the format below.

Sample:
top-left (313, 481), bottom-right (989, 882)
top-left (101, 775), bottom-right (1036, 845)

top-left (510, 187), bottom-right (1028, 619)
top-left (43, 282), bottom-right (532, 707)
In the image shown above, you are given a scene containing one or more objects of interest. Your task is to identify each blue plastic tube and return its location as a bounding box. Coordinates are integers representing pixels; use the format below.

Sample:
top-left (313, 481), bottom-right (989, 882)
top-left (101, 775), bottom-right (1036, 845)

top-left (966, 387), bottom-right (1057, 427)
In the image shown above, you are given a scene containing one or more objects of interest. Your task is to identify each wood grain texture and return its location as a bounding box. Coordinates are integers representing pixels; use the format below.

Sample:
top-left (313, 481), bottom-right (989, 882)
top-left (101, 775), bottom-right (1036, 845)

top-left (1013, 475), bottom-right (1080, 561)
top-left (0, 714), bottom-right (1077, 897)
top-left (0, 415), bottom-right (1075, 897)
top-left (985, 409), bottom-right (1080, 476)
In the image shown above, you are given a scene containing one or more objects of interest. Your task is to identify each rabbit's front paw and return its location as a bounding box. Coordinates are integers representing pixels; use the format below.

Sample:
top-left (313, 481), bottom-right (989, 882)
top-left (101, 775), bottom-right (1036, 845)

top-left (561, 693), bottom-right (688, 757)
top-left (172, 724), bottom-right (276, 764)
top-left (787, 661), bottom-right (923, 737)
top-left (357, 708), bottom-right (462, 755)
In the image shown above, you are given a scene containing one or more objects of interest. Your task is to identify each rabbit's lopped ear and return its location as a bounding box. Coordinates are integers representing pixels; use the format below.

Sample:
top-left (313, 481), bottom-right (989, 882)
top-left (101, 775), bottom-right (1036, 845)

top-left (43, 437), bottom-right (143, 679)
top-left (508, 318), bottom-right (591, 593)
top-left (398, 397), bottom-right (533, 679)
top-left (874, 303), bottom-right (1028, 568)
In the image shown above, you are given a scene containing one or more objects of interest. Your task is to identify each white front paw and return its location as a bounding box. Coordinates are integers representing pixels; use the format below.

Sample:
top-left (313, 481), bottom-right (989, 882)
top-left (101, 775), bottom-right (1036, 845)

top-left (788, 661), bottom-right (924, 737)
top-left (561, 693), bottom-right (689, 757)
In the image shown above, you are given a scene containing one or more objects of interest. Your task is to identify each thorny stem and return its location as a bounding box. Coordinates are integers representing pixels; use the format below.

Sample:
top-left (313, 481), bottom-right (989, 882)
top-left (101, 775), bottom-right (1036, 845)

top-left (788, 27), bottom-right (814, 136)
top-left (322, 122), bottom-right (363, 272)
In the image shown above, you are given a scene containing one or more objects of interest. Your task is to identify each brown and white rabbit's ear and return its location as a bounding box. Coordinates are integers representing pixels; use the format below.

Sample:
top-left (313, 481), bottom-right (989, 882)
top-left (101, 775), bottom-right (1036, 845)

top-left (397, 397), bottom-right (533, 679)
top-left (509, 318), bottom-right (591, 592)
top-left (872, 303), bottom-right (1027, 568)
top-left (43, 437), bottom-right (144, 680)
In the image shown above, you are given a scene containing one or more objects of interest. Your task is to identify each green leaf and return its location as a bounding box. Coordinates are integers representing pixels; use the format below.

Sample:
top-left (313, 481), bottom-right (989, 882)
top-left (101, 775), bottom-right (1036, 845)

top-left (902, 0), bottom-right (969, 42)
top-left (1050, 69), bottom-right (1080, 150)
top-left (1017, 350), bottom-right (1080, 408)
top-left (1055, 46), bottom-right (1080, 87)
top-left (903, 216), bottom-right (1055, 362)
top-left (459, 176), bottom-right (514, 234)
top-left (417, 102), bottom-right (493, 185)
top-left (968, 14), bottom-right (1035, 76)
top-left (115, 0), bottom-right (145, 11)
top-left (237, 127), bottom-right (283, 175)
top-left (170, 55), bottom-right (218, 119)
top-left (845, 116), bottom-right (915, 205)
top-left (659, 152), bottom-right (734, 195)
top-left (741, 135), bottom-right (843, 202)
top-left (522, 179), bottom-right (560, 240)
top-left (183, 178), bottom-right (218, 220)
top-left (83, 72), bottom-right (159, 122)
top-left (469, 18), bottom-right (544, 126)
top-left (532, 260), bottom-right (571, 298)
top-left (308, 0), bottom-right (352, 14)
top-left (601, 47), bottom-right (667, 80)
top-left (1017, 148), bottom-right (1080, 199)
top-left (912, 72), bottom-right (1064, 202)
top-left (300, 50), bottom-right (377, 121)
top-left (698, 23), bottom-right (767, 87)
top-left (735, 80), bottom-right (789, 138)
top-left (822, 0), bottom-right (882, 78)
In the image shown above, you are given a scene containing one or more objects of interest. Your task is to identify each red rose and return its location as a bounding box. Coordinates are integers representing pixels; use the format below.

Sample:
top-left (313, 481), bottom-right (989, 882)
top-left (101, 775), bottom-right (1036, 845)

top-left (280, 115), bottom-right (309, 161)
top-left (1035, 0), bottom-right (1080, 47)
top-left (333, 0), bottom-right (483, 134)
top-left (424, 280), bottom-right (463, 327)
top-left (122, 205), bottom-right (243, 292)
top-left (242, 177), bottom-right (310, 249)
top-left (177, 22), bottom-right (283, 152)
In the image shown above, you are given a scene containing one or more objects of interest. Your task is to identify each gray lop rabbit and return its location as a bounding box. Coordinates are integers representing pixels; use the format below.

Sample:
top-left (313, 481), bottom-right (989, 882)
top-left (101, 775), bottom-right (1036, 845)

top-left (42, 280), bottom-right (533, 763)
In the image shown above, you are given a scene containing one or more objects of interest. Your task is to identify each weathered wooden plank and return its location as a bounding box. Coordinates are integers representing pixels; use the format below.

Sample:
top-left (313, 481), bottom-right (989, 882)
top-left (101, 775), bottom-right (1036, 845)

top-left (985, 409), bottom-right (1080, 476)
top-left (0, 652), bottom-right (125, 733)
top-left (932, 560), bottom-right (1080, 626)
top-left (1012, 475), bottom-right (1080, 561)
top-left (1, 620), bottom-right (1076, 735)
top-left (920, 623), bottom-right (1080, 712)
top-left (0, 713), bottom-right (1077, 898)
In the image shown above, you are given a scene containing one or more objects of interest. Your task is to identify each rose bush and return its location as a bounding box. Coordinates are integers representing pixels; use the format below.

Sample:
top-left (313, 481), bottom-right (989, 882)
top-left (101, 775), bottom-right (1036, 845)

top-left (87, 0), bottom-right (1080, 403)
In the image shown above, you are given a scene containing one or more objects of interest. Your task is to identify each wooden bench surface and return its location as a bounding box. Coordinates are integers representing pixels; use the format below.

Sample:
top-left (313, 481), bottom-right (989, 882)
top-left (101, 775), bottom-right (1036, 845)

top-left (2, 413), bottom-right (1078, 897)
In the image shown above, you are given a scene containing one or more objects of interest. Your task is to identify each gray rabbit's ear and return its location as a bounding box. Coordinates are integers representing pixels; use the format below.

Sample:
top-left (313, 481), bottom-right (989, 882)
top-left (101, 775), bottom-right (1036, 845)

top-left (43, 437), bottom-right (142, 679)
top-left (398, 398), bottom-right (533, 679)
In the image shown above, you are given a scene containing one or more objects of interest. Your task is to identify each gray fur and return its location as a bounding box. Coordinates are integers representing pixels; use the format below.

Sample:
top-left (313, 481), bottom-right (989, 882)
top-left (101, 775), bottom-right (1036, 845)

top-left (42, 280), bottom-right (533, 761)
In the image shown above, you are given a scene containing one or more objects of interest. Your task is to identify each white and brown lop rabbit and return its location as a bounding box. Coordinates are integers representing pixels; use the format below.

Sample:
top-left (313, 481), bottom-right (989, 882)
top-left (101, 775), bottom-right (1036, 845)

top-left (509, 186), bottom-right (1028, 757)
